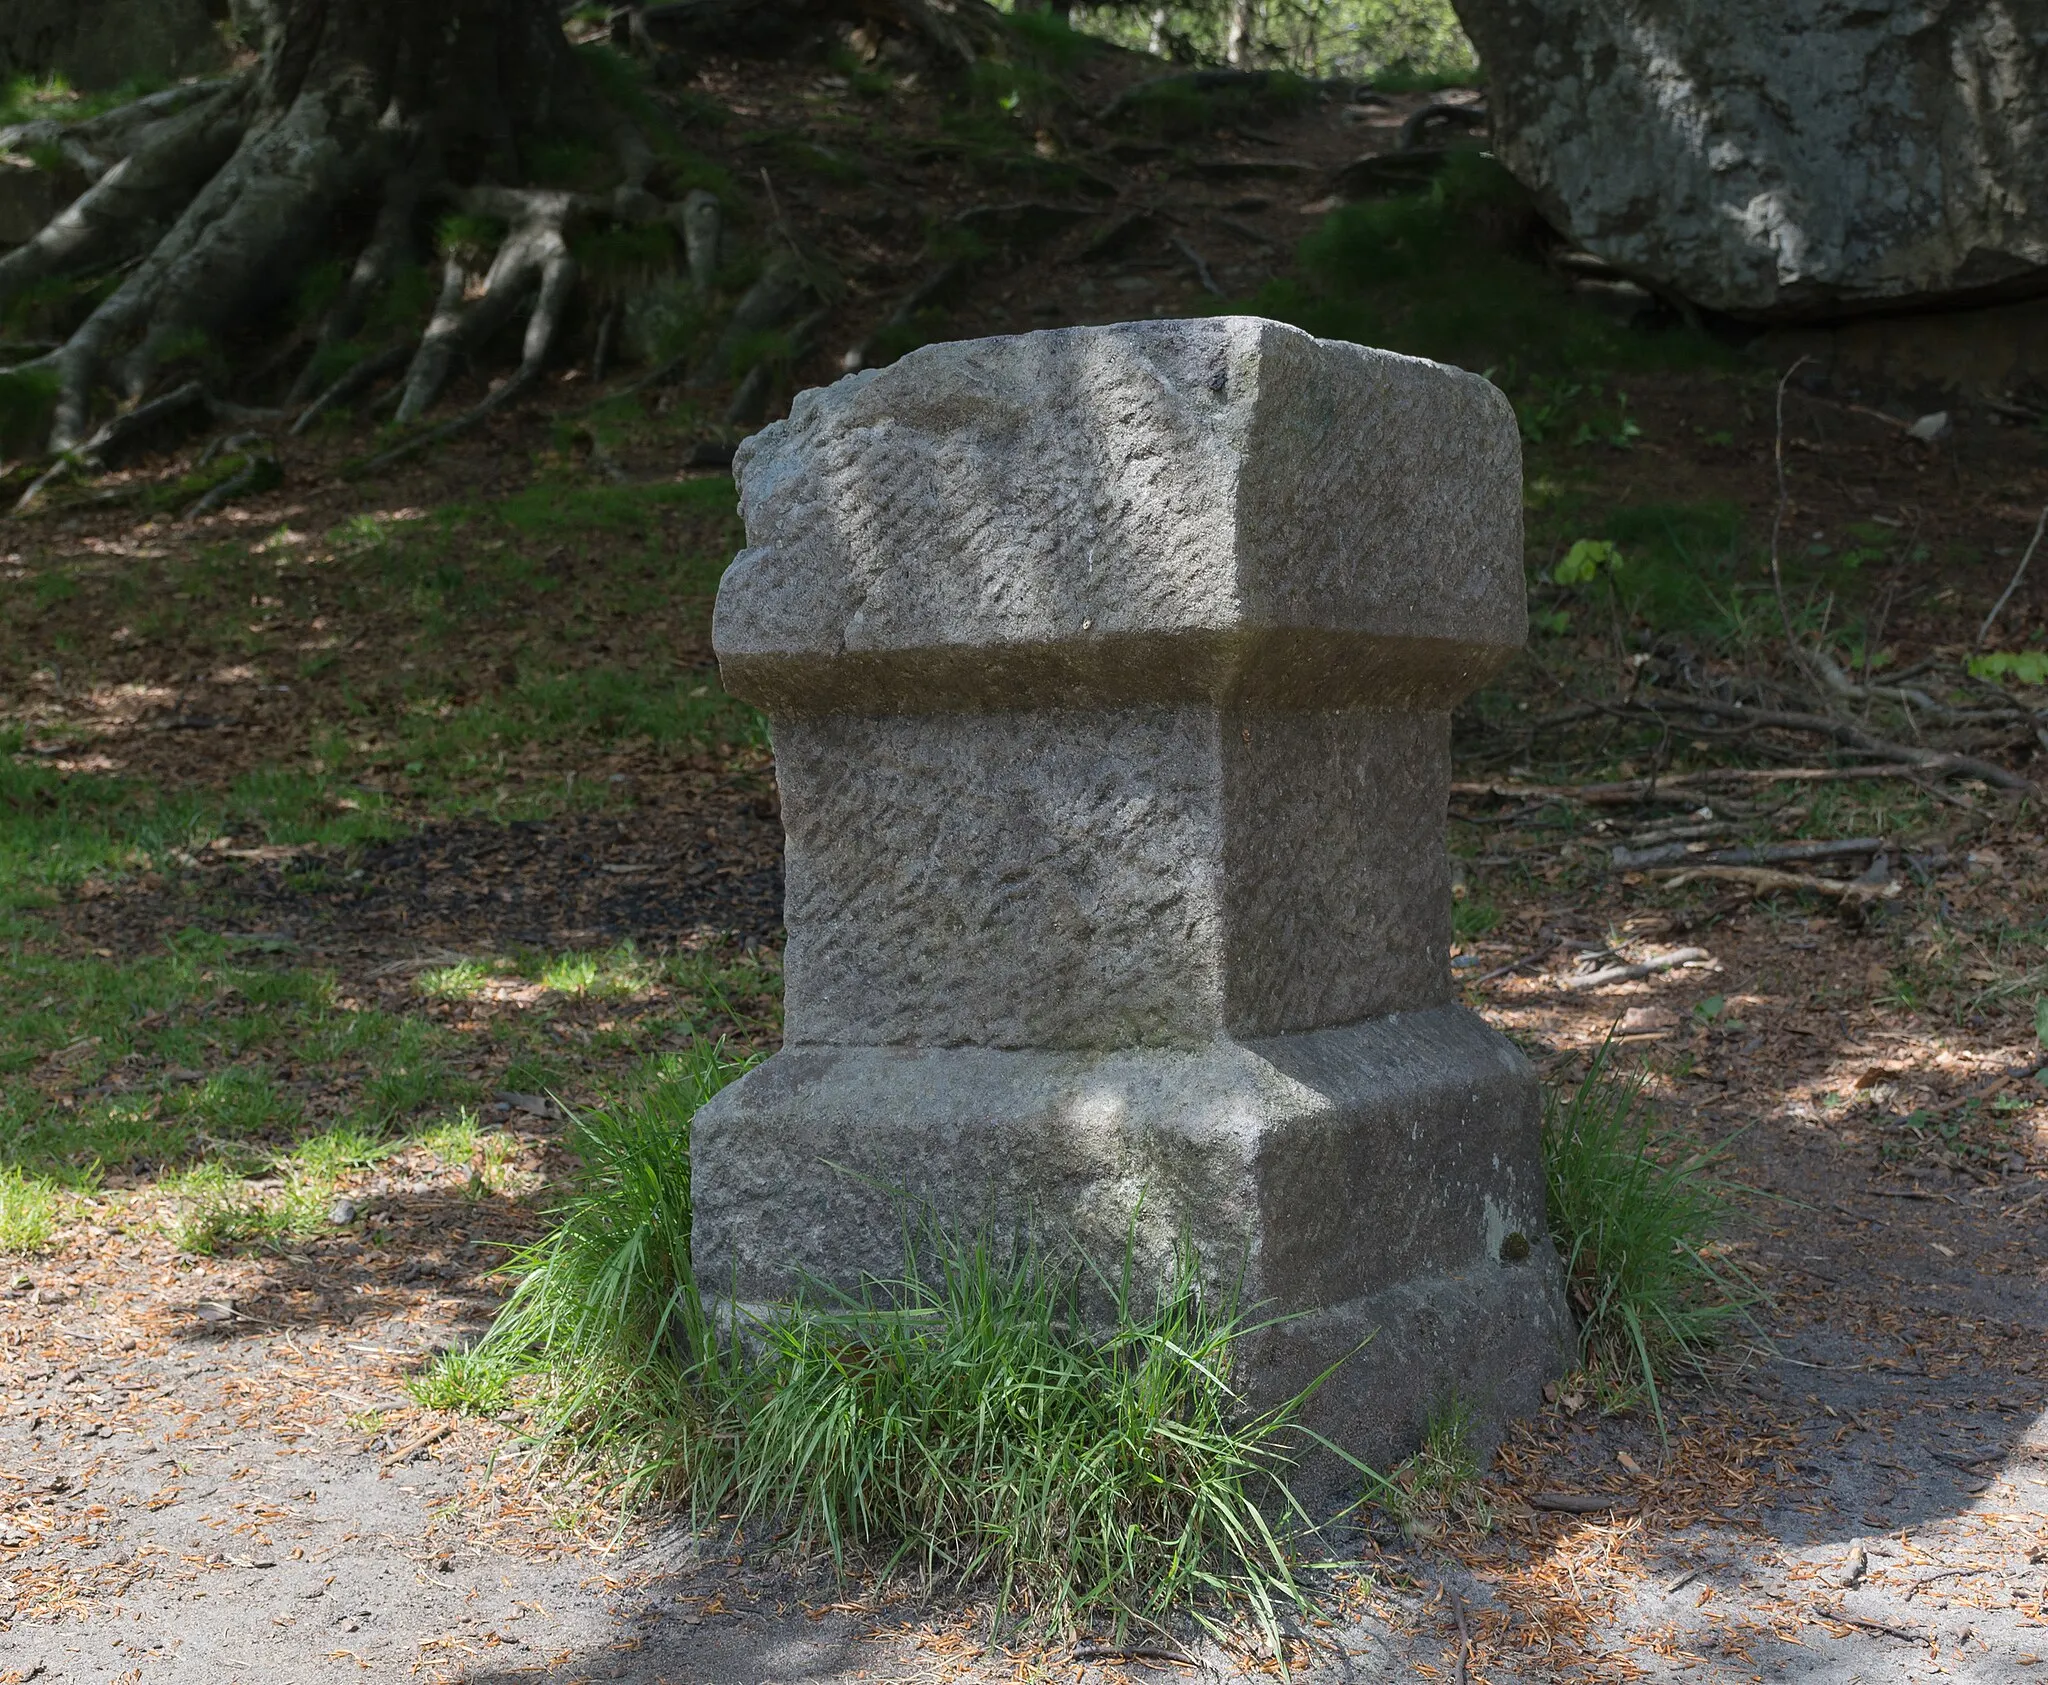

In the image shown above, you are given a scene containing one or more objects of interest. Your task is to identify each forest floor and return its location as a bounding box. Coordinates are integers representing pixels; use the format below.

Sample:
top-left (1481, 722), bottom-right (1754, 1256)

top-left (4, 36), bottom-right (2048, 1685)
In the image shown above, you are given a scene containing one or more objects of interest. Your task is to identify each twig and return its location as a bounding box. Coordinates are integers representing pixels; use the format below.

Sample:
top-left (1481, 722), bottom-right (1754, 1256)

top-left (1651, 864), bottom-right (1896, 903)
top-left (1558, 947), bottom-right (1710, 991)
top-left (1596, 696), bottom-right (2033, 790)
top-left (379, 1422), bottom-right (452, 1470)
top-left (1904, 1566), bottom-right (1991, 1601)
top-left (1977, 502), bottom-right (2048, 648)
top-left (1446, 1584), bottom-right (1472, 1685)
top-left (1817, 1607), bottom-right (1923, 1643)
top-left (1472, 938), bottom-right (1560, 985)
top-left (1072, 1641), bottom-right (1194, 1665)
top-left (1769, 355), bottom-right (1814, 645)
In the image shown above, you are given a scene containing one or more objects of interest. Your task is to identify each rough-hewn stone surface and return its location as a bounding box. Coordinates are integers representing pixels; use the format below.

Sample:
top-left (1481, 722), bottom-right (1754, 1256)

top-left (714, 316), bottom-right (1525, 712)
top-left (695, 317), bottom-right (1570, 1473)
top-left (1452, 0), bottom-right (2048, 321)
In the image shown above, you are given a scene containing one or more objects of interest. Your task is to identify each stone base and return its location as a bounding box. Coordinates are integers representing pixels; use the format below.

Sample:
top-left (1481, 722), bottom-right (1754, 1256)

top-left (690, 1004), bottom-right (1571, 1482)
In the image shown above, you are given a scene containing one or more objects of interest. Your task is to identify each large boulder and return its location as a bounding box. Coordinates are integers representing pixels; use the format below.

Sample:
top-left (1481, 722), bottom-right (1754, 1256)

top-left (1451, 0), bottom-right (2048, 321)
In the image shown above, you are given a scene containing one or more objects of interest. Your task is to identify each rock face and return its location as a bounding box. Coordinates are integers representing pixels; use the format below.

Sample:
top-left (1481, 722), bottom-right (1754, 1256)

top-left (0, 0), bottom-right (226, 91)
top-left (693, 317), bottom-right (1571, 1477)
top-left (1452, 0), bottom-right (2048, 320)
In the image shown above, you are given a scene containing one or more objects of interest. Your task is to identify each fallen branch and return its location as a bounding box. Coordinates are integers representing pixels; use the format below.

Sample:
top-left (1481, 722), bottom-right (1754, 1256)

top-left (1649, 865), bottom-right (1899, 904)
top-left (1795, 645), bottom-right (2022, 725)
top-left (1558, 947), bottom-right (1709, 991)
top-left (1612, 835), bottom-right (1884, 871)
top-left (1603, 696), bottom-right (2033, 791)
top-left (1450, 764), bottom-right (1950, 809)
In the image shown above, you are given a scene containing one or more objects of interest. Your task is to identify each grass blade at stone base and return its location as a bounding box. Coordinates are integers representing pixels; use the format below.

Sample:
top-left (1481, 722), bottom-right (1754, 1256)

top-left (716, 1219), bottom-right (1324, 1649)
top-left (470, 1086), bottom-right (1344, 1651)
top-left (1542, 1039), bottom-right (1757, 1434)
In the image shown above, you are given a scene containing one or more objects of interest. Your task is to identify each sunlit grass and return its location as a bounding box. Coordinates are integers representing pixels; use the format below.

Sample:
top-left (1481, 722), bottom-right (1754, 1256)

top-left (467, 1046), bottom-right (1350, 1650)
top-left (0, 1165), bottom-right (59, 1253)
top-left (1542, 1047), bottom-right (1755, 1432)
top-left (417, 958), bottom-right (496, 1000)
top-left (532, 941), bottom-right (658, 998)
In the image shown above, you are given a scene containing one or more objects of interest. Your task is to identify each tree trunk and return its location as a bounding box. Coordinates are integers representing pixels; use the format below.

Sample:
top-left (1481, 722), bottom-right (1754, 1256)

top-left (0, 0), bottom-right (1007, 461)
top-left (1225, 0), bottom-right (1258, 68)
top-left (4, 0), bottom-right (616, 450)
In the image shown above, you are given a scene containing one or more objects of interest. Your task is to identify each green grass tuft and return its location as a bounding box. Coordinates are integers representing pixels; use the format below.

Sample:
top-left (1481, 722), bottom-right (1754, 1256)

top-left (1542, 1046), bottom-right (1753, 1431)
top-left (1383, 1396), bottom-right (1489, 1534)
top-left (0, 1164), bottom-right (59, 1252)
top-left (409, 1345), bottom-right (515, 1414)
top-left (480, 1046), bottom-right (1338, 1648)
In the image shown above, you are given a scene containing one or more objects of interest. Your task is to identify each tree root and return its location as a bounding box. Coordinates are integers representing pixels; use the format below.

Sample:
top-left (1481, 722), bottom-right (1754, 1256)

top-left (347, 240), bottom-right (578, 478)
top-left (290, 345), bottom-right (411, 436)
top-left (0, 0), bottom-right (858, 474)
top-left (394, 187), bottom-right (582, 423)
top-left (183, 448), bottom-right (282, 520)
top-left (0, 80), bottom-right (250, 307)
top-left (288, 166), bottom-right (432, 405)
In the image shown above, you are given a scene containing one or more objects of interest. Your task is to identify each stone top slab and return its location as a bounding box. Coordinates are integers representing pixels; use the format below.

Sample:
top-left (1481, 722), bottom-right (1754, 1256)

top-left (715, 316), bottom-right (1524, 715)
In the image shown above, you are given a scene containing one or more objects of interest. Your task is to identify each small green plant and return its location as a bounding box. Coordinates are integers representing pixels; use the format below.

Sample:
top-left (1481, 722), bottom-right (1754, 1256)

top-left (1969, 650), bottom-right (2048, 687)
top-left (1553, 538), bottom-right (1623, 585)
top-left (1541, 1046), bottom-right (1751, 1431)
top-left (1452, 896), bottom-right (1499, 939)
top-left (409, 1345), bottom-right (514, 1414)
top-left (0, 1166), bottom-right (59, 1252)
top-left (1384, 1397), bottom-right (1490, 1534)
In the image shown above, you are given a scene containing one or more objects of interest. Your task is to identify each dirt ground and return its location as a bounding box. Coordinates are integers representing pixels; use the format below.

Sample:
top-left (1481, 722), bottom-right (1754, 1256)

top-left (5, 811), bottom-right (2046, 1685)
top-left (5, 36), bottom-right (2048, 1685)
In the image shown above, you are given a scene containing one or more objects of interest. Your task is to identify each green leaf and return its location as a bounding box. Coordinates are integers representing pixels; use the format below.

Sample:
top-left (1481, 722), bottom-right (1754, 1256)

top-left (1968, 650), bottom-right (2048, 687)
top-left (1553, 538), bottom-right (1623, 586)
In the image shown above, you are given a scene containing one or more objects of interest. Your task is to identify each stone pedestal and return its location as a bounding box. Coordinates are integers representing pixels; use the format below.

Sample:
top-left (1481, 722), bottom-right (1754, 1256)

top-left (693, 316), bottom-right (1569, 1471)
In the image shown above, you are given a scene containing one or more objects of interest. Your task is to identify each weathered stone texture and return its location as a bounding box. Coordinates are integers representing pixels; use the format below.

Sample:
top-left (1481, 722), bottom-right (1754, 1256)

top-left (715, 316), bottom-right (1524, 712)
top-left (775, 706), bottom-right (1452, 1051)
top-left (1452, 0), bottom-right (2048, 320)
top-left (695, 317), bottom-right (1569, 1471)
